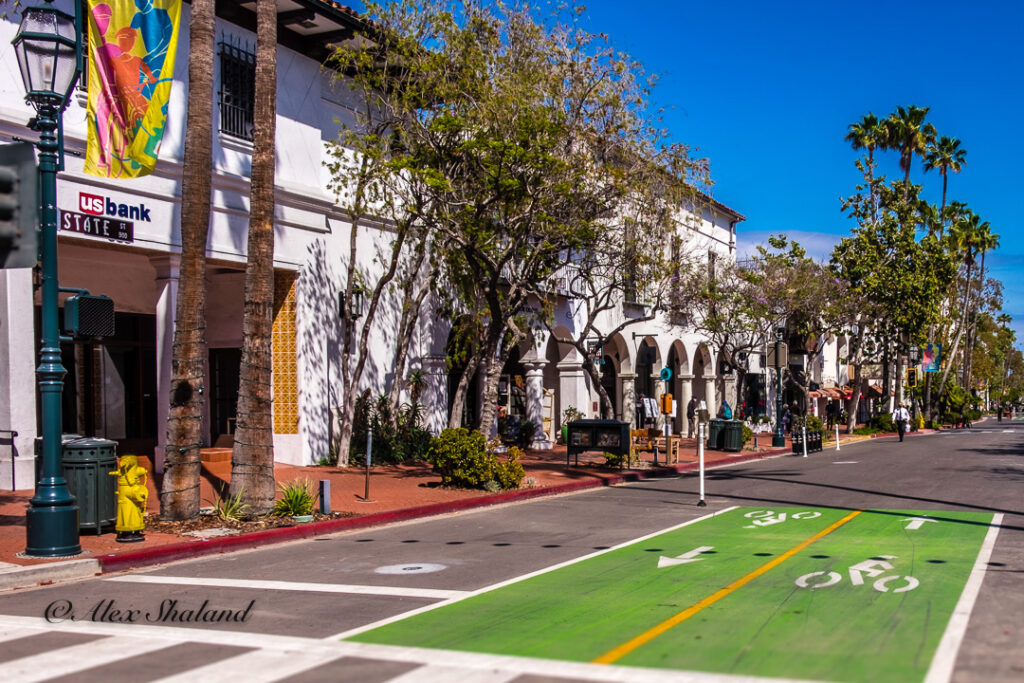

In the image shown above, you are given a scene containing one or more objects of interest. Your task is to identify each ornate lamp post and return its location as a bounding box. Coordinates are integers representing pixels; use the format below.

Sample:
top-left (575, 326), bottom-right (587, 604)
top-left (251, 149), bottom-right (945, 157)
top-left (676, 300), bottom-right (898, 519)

top-left (13, 0), bottom-right (82, 556)
top-left (772, 327), bottom-right (786, 447)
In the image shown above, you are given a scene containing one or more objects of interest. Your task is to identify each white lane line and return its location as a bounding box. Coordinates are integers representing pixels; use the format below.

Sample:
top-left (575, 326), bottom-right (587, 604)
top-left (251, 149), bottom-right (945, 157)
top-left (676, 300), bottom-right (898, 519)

top-left (326, 506), bottom-right (739, 641)
top-left (105, 575), bottom-right (469, 600)
top-left (924, 513), bottom-right (1004, 683)
top-left (4, 635), bottom-right (173, 682)
top-left (832, 461), bottom-right (859, 465)
top-left (386, 664), bottom-right (520, 683)
top-left (150, 647), bottom-right (346, 683)
top-left (0, 615), bottom-right (807, 682)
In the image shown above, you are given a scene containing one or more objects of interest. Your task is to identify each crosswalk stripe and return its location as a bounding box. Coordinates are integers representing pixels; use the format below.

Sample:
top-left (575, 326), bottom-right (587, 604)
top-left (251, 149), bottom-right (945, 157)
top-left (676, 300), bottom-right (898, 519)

top-left (150, 647), bottom-right (347, 683)
top-left (0, 615), bottom-right (817, 682)
top-left (386, 665), bottom-right (521, 682)
top-left (0, 626), bottom-right (46, 644)
top-left (4, 635), bottom-right (173, 682)
top-left (106, 575), bottom-right (470, 600)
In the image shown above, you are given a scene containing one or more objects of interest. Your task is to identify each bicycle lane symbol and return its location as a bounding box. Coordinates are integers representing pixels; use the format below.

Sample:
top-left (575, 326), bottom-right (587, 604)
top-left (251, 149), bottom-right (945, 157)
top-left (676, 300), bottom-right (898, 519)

top-left (743, 509), bottom-right (822, 529)
top-left (795, 555), bottom-right (919, 593)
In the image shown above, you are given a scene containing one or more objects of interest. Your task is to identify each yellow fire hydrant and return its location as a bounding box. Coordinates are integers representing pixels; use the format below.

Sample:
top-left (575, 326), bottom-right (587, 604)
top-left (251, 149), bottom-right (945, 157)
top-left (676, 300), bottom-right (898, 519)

top-left (109, 455), bottom-right (148, 542)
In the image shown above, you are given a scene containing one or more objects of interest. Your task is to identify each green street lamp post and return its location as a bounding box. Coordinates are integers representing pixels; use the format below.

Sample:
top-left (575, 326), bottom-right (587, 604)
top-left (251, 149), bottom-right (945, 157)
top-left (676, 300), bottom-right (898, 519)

top-left (13, 0), bottom-right (82, 556)
top-left (772, 327), bottom-right (786, 448)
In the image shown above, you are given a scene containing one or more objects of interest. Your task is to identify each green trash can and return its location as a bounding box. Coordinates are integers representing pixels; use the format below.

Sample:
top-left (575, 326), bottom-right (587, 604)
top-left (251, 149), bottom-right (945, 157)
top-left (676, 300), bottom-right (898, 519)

top-left (706, 419), bottom-right (725, 450)
top-left (722, 420), bottom-right (743, 452)
top-left (62, 438), bottom-right (117, 535)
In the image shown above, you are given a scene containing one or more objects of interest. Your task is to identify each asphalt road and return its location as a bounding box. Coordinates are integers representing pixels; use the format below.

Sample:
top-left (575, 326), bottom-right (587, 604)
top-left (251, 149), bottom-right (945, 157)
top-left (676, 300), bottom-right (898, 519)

top-left (0, 419), bottom-right (1021, 682)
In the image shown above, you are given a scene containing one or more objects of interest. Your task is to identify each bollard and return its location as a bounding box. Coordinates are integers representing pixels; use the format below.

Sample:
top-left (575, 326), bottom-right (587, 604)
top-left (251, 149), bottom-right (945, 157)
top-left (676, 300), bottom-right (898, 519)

top-left (697, 422), bottom-right (706, 507)
top-left (802, 424), bottom-right (808, 458)
top-left (319, 480), bottom-right (331, 515)
top-left (835, 422), bottom-right (841, 451)
top-left (359, 426), bottom-right (374, 502)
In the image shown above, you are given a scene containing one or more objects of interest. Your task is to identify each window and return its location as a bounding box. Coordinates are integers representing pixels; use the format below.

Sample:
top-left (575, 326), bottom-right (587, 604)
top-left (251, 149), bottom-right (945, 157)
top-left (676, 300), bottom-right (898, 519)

top-left (218, 40), bottom-right (255, 141)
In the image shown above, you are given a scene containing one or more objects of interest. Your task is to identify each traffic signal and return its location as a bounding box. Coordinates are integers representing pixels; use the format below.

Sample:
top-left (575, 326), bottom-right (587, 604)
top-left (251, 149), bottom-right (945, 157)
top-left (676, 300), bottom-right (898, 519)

top-left (907, 367), bottom-right (917, 388)
top-left (661, 393), bottom-right (673, 415)
top-left (0, 142), bottom-right (38, 269)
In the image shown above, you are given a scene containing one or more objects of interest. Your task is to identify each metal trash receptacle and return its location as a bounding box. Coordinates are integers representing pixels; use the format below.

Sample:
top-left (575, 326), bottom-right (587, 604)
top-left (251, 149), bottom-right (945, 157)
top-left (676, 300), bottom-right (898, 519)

top-left (62, 438), bottom-right (117, 534)
top-left (722, 420), bottom-right (743, 452)
top-left (706, 419), bottom-right (724, 450)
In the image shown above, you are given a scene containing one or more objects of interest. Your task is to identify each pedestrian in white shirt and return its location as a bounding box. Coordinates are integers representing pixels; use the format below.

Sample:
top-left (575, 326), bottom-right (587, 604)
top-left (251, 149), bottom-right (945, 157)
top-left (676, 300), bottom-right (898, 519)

top-left (892, 403), bottom-right (910, 442)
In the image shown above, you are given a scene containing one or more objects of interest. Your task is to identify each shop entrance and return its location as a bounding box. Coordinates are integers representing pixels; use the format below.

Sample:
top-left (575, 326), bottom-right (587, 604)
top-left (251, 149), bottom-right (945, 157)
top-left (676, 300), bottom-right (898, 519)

top-left (210, 348), bottom-right (241, 447)
top-left (59, 311), bottom-right (157, 456)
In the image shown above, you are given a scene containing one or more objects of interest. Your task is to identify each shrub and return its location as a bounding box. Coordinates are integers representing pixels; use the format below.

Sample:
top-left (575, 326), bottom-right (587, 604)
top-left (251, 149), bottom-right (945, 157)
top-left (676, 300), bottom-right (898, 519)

top-left (350, 390), bottom-right (433, 465)
top-left (425, 428), bottom-right (524, 490)
top-left (603, 450), bottom-right (624, 468)
top-left (211, 485), bottom-right (250, 521)
top-left (805, 415), bottom-right (823, 432)
top-left (490, 444), bottom-right (525, 489)
top-left (741, 424), bottom-right (753, 446)
top-left (870, 413), bottom-right (894, 432)
top-left (273, 479), bottom-right (318, 516)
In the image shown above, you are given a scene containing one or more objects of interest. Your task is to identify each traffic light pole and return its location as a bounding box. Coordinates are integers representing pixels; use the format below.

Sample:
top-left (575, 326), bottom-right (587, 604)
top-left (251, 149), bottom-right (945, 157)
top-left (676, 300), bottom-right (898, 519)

top-left (25, 103), bottom-right (79, 557)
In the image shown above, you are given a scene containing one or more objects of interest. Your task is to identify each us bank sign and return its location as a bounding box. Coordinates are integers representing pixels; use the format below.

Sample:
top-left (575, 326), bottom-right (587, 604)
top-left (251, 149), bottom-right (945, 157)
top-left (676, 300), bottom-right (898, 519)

top-left (59, 192), bottom-right (154, 244)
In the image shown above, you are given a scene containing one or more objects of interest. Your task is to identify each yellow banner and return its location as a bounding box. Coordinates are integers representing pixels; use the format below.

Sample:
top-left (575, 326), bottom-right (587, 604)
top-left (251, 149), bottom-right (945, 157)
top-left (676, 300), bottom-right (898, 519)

top-left (84, 0), bottom-right (182, 178)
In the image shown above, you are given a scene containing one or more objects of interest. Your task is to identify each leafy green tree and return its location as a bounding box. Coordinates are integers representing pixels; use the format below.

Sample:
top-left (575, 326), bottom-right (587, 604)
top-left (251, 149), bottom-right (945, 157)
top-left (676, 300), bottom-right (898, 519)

top-left (330, 1), bottom-right (705, 441)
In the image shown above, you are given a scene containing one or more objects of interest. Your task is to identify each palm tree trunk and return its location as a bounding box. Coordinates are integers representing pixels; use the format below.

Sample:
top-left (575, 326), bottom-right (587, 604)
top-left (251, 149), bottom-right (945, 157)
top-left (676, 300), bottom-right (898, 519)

top-left (935, 262), bottom-right (973, 419)
top-left (231, 0), bottom-right (278, 513)
top-left (160, 0), bottom-right (215, 521)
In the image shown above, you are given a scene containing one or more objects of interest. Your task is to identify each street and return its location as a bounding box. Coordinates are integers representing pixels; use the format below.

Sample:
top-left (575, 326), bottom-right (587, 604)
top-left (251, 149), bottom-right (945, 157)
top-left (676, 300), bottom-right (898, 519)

top-left (0, 420), bottom-right (1021, 682)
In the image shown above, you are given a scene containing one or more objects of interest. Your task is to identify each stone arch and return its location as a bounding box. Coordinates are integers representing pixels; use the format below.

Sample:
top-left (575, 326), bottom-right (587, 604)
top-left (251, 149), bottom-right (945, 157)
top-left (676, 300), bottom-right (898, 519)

top-left (667, 340), bottom-right (690, 434)
top-left (693, 343), bottom-right (717, 418)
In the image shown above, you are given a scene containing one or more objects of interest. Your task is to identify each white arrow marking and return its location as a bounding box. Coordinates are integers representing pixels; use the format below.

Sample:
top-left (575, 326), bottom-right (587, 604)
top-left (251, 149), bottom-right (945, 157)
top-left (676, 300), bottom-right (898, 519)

top-left (902, 517), bottom-right (937, 530)
top-left (658, 545), bottom-right (714, 568)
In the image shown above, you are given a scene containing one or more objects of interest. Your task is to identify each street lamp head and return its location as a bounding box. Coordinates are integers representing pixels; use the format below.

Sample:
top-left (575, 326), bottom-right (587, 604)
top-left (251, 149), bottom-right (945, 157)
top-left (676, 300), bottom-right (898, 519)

top-left (12, 1), bottom-right (80, 111)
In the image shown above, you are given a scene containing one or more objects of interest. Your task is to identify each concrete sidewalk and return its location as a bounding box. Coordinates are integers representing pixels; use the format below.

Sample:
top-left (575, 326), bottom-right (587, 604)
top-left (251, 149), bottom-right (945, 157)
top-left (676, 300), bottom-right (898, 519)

top-left (0, 428), bottom-right (907, 592)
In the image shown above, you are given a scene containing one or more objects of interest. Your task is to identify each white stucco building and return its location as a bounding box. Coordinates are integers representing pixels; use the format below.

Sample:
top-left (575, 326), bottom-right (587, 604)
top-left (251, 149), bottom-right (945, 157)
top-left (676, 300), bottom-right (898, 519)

top-left (0, 0), bottom-right (749, 490)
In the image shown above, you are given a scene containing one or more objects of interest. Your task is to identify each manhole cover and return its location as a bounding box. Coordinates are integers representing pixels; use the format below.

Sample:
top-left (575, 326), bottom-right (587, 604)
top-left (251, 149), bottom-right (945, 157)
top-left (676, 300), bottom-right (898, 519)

top-left (375, 563), bottom-right (446, 575)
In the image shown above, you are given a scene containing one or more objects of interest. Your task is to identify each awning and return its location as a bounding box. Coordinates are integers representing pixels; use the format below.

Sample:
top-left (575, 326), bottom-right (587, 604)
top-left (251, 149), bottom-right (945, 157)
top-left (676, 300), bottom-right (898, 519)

top-left (810, 386), bottom-right (850, 400)
top-left (867, 384), bottom-right (886, 398)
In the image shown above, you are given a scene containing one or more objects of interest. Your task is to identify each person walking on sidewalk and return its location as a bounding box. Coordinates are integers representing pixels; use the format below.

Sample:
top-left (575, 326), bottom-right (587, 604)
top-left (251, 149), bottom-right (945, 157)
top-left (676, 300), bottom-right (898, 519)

top-left (892, 402), bottom-right (910, 442)
top-left (687, 396), bottom-right (698, 438)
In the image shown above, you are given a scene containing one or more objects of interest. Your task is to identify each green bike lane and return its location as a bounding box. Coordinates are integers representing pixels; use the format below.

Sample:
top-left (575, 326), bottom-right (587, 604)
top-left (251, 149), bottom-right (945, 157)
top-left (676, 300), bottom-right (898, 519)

top-left (346, 506), bottom-right (1000, 682)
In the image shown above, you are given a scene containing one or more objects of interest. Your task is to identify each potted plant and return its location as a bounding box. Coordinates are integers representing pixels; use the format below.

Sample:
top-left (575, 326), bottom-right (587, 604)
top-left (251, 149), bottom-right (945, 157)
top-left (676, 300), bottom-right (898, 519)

top-left (561, 405), bottom-right (586, 443)
top-left (273, 479), bottom-right (319, 522)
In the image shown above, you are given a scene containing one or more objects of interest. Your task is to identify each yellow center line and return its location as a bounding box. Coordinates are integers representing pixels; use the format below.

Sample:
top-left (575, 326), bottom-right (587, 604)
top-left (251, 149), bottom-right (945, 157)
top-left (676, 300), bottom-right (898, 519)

top-left (593, 509), bottom-right (863, 665)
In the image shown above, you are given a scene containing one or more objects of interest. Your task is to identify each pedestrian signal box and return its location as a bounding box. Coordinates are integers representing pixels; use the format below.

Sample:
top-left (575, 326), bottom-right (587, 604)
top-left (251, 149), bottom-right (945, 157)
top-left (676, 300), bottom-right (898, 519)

top-left (661, 393), bottom-right (673, 415)
top-left (907, 368), bottom-right (917, 388)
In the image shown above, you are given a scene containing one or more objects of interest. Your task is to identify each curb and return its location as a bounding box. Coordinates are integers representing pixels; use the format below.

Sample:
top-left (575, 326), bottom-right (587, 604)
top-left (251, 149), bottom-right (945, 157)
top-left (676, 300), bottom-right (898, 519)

top-left (0, 558), bottom-right (101, 591)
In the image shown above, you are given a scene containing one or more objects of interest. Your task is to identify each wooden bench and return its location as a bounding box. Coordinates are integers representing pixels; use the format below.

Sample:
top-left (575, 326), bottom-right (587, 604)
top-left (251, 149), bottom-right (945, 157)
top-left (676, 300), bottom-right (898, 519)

top-left (630, 429), bottom-right (679, 465)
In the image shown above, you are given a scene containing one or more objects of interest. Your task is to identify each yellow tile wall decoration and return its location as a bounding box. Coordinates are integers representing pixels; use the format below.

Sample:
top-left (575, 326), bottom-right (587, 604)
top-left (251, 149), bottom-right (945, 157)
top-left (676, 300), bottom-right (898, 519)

top-left (272, 271), bottom-right (299, 434)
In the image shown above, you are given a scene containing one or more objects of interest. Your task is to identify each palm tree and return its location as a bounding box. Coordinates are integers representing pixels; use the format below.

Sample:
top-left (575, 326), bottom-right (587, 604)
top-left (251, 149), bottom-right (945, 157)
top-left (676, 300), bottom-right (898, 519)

top-left (923, 136), bottom-right (966, 212)
top-left (963, 225), bottom-right (999, 388)
top-left (845, 113), bottom-right (888, 221)
top-left (886, 105), bottom-right (936, 189)
top-left (160, 0), bottom-right (216, 521)
top-left (230, 0), bottom-right (278, 513)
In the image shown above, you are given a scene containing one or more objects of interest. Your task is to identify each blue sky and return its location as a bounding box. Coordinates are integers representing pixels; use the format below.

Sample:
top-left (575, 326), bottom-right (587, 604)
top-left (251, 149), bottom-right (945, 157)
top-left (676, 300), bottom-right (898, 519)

top-left (360, 1), bottom-right (1023, 344)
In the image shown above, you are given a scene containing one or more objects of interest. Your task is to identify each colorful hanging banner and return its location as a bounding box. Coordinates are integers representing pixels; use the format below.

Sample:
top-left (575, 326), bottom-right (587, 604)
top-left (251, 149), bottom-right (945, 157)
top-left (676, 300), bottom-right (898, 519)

top-left (921, 343), bottom-right (942, 372)
top-left (84, 0), bottom-right (182, 178)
